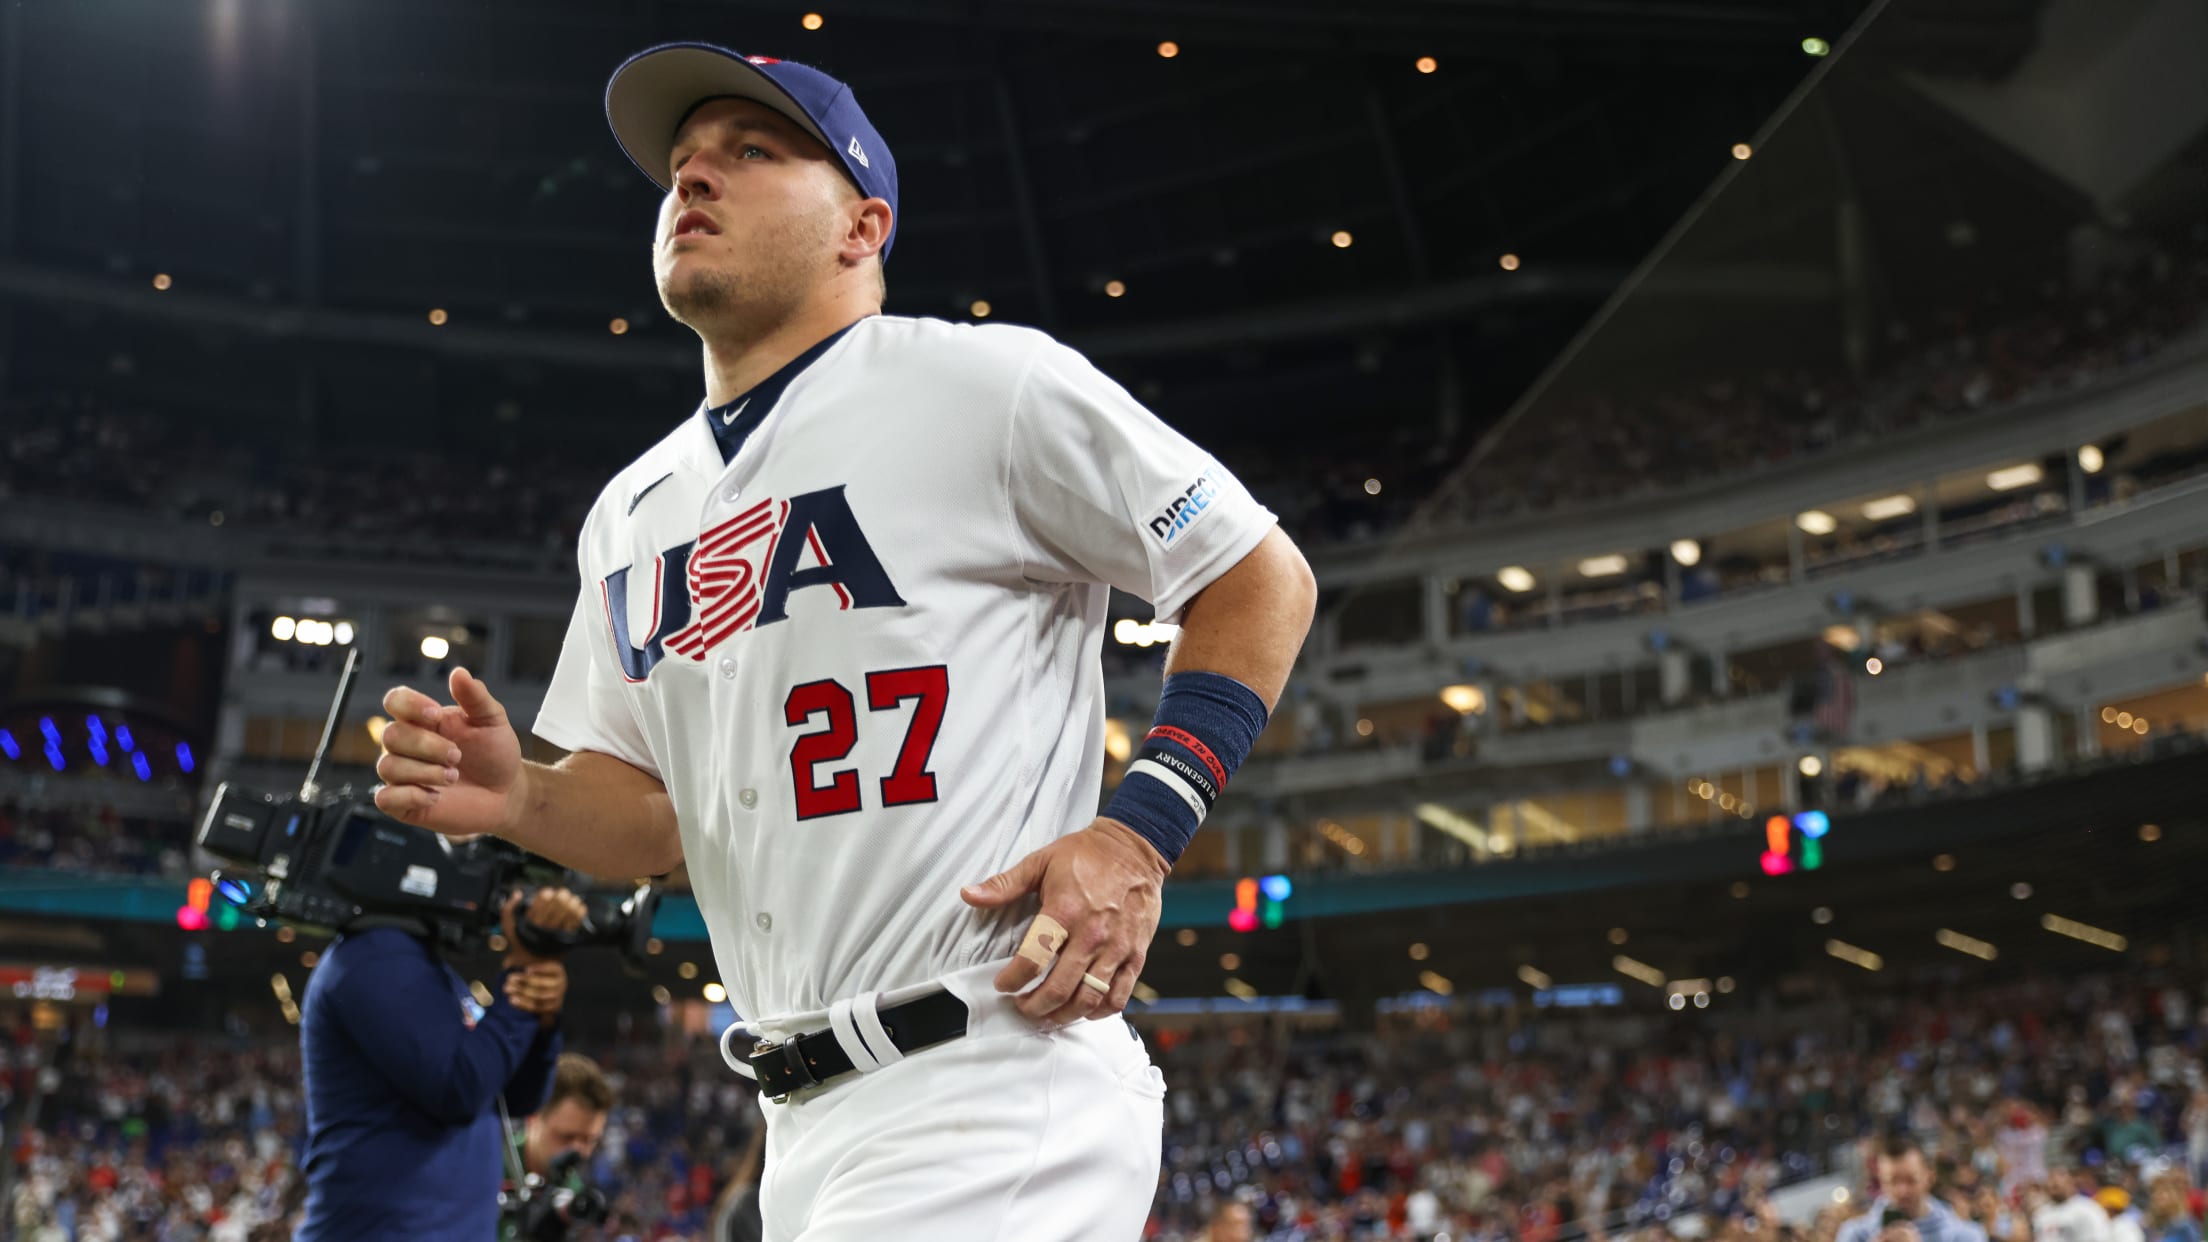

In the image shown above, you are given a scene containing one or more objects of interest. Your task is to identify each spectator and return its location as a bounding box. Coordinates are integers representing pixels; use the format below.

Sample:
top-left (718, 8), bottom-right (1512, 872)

top-left (2146, 1176), bottom-right (2201, 1242)
top-left (2035, 1168), bottom-right (2118, 1242)
top-left (1837, 1135), bottom-right (1990, 1242)
top-left (1198, 1199), bottom-right (1256, 1242)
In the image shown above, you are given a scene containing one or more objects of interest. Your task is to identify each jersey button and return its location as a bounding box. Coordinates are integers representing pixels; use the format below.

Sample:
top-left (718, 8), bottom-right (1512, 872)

top-left (722, 483), bottom-right (741, 503)
top-left (718, 656), bottom-right (738, 680)
top-left (754, 912), bottom-right (773, 933)
top-left (739, 788), bottom-right (758, 809)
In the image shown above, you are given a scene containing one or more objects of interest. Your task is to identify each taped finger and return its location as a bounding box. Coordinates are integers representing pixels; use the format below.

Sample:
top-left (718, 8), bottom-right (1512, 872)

top-left (1017, 913), bottom-right (1069, 968)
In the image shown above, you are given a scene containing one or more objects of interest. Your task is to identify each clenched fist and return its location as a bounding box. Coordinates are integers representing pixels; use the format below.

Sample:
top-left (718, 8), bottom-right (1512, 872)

top-left (374, 667), bottom-right (526, 839)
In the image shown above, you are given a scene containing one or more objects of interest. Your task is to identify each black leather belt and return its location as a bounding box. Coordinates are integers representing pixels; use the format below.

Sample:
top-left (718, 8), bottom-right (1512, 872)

top-left (747, 988), bottom-right (970, 1102)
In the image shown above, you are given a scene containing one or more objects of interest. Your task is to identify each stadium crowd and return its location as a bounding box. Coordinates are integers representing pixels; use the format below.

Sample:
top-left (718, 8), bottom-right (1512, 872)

top-left (1147, 969), bottom-right (2208, 1241)
top-left (5, 968), bottom-right (2208, 1241)
top-left (1265, 227), bottom-right (2208, 545)
top-left (0, 801), bottom-right (194, 880)
top-left (5, 233), bottom-right (2205, 565)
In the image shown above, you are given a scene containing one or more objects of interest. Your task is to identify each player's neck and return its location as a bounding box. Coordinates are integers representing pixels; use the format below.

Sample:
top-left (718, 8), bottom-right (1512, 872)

top-left (698, 293), bottom-right (878, 407)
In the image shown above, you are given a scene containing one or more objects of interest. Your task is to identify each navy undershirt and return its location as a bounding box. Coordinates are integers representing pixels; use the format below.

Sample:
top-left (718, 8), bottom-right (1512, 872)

top-left (705, 324), bottom-right (858, 465)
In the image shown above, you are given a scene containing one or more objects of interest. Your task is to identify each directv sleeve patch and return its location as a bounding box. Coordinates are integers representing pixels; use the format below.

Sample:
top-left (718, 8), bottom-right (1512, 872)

top-left (1147, 473), bottom-right (1220, 547)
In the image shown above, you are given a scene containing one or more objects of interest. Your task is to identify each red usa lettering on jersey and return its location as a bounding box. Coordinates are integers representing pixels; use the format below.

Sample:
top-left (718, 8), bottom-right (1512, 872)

top-left (601, 484), bottom-right (905, 683)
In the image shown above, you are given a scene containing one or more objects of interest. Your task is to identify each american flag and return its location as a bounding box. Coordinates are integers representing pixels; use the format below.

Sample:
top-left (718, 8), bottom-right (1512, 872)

top-left (1812, 655), bottom-right (1856, 738)
top-left (664, 498), bottom-right (786, 659)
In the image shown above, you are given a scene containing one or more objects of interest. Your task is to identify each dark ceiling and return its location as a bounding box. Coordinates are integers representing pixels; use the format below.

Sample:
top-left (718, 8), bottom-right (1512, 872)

top-left (0, 0), bottom-right (1920, 466)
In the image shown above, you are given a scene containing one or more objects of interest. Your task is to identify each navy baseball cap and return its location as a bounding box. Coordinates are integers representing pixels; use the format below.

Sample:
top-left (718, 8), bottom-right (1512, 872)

top-left (605, 43), bottom-right (899, 259)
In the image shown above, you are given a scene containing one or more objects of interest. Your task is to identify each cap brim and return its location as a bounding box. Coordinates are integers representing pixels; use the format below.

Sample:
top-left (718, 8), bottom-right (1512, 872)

top-left (605, 44), bottom-right (834, 191)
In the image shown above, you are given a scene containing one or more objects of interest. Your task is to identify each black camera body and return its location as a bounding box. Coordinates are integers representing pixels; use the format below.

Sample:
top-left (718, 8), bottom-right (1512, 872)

top-left (502, 1152), bottom-right (611, 1241)
top-left (197, 780), bottom-right (660, 966)
top-left (193, 648), bottom-right (660, 964)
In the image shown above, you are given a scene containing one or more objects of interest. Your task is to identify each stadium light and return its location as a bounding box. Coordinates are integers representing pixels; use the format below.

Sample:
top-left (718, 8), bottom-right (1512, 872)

top-left (801, 12), bottom-right (824, 29)
top-left (271, 616), bottom-right (296, 641)
top-left (1936, 928), bottom-right (1997, 960)
top-left (1156, 41), bottom-right (1179, 59)
top-left (1496, 566), bottom-right (1536, 593)
top-left (1103, 280), bottom-right (1126, 298)
top-left (427, 308), bottom-right (449, 326)
top-left (609, 318), bottom-right (630, 335)
top-left (420, 635), bottom-right (451, 660)
top-left (1860, 494), bottom-right (1916, 521)
top-left (1437, 684), bottom-right (1485, 714)
top-left (1577, 554), bottom-right (1628, 578)
top-left (152, 273), bottom-right (173, 291)
top-left (1801, 36), bottom-right (1831, 56)
top-left (333, 621), bottom-right (355, 646)
top-left (1498, 253), bottom-right (1521, 271)
top-left (1669, 538), bottom-right (1701, 567)
top-left (969, 300), bottom-right (991, 318)
top-left (1823, 939), bottom-right (1882, 971)
top-left (2040, 913), bottom-right (2126, 952)
top-left (1113, 618), bottom-right (1178, 648)
top-left (1731, 143), bottom-right (1753, 160)
top-left (1331, 231), bottom-right (1354, 249)
top-left (1987, 463), bottom-right (2043, 491)
top-left (1797, 755), bottom-right (1823, 778)
top-left (1612, 955), bottom-right (1664, 988)
top-left (2077, 444), bottom-right (2105, 474)
top-left (703, 982), bottom-right (728, 1002)
top-left (1362, 477), bottom-right (1381, 495)
top-left (1517, 964), bottom-right (1552, 989)
top-left (1414, 56), bottom-right (1438, 74)
top-left (1795, 509), bottom-right (1837, 536)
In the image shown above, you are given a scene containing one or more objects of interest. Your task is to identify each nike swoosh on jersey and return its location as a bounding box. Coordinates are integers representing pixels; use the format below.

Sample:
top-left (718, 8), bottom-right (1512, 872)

top-left (627, 472), bottom-right (675, 515)
top-left (720, 397), bottom-right (751, 425)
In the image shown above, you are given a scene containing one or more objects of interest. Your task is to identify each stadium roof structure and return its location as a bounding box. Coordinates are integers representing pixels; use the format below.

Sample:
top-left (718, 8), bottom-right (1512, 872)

top-left (0, 0), bottom-right (1906, 456)
top-left (11, 0), bottom-right (2197, 488)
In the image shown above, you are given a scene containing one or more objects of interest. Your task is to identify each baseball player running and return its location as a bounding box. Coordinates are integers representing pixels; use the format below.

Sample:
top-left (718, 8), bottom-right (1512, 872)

top-left (372, 42), bottom-right (1314, 1241)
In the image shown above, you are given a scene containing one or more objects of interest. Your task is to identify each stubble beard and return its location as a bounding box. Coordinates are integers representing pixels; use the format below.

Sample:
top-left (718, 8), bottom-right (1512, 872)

top-left (658, 261), bottom-right (743, 330)
top-left (656, 210), bottom-right (834, 339)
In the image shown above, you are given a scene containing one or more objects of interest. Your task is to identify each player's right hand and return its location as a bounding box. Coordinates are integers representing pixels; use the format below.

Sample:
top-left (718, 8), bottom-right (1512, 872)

top-left (373, 667), bottom-right (525, 839)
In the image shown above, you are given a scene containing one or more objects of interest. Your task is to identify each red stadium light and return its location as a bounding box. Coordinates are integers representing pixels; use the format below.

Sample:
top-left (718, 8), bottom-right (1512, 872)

top-left (1760, 850), bottom-right (1792, 877)
top-left (1228, 908), bottom-right (1259, 933)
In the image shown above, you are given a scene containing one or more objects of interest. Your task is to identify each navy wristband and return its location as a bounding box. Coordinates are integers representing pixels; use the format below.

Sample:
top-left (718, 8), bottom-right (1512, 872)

top-left (1104, 670), bottom-right (1269, 864)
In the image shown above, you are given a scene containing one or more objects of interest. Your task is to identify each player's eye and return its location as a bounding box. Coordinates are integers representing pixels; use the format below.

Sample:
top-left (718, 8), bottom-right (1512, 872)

top-left (739, 144), bottom-right (770, 160)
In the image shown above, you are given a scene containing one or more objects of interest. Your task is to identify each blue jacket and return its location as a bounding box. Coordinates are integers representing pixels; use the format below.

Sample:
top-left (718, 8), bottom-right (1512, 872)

top-left (297, 926), bottom-right (561, 1242)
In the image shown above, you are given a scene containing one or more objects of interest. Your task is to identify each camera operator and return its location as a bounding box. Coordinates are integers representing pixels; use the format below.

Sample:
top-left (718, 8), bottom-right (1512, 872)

top-left (297, 886), bottom-right (586, 1242)
top-left (514, 1053), bottom-right (612, 1182)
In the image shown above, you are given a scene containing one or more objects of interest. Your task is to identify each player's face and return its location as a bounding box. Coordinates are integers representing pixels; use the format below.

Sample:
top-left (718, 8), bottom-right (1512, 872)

top-left (654, 98), bottom-right (857, 329)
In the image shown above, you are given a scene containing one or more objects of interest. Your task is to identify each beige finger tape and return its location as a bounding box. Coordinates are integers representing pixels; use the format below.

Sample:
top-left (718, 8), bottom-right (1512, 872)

top-left (1017, 914), bottom-right (1069, 968)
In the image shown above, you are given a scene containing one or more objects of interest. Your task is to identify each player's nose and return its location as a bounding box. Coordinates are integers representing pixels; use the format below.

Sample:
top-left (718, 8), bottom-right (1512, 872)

top-left (673, 156), bottom-right (721, 205)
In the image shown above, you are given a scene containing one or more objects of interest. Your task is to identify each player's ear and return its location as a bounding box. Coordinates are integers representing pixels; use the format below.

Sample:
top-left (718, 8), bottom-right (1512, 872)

top-left (841, 196), bottom-right (891, 267)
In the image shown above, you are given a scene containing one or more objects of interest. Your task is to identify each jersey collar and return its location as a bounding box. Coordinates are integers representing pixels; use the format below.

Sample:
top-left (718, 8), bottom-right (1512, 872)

top-left (699, 322), bottom-right (861, 465)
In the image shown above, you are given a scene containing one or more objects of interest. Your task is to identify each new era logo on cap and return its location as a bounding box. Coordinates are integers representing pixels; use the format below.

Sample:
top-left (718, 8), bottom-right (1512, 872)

top-left (605, 43), bottom-right (900, 258)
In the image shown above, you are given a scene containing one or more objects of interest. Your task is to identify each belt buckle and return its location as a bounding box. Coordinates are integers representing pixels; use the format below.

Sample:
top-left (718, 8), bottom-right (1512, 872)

top-left (751, 1038), bottom-right (793, 1104)
top-left (754, 1036), bottom-right (824, 1104)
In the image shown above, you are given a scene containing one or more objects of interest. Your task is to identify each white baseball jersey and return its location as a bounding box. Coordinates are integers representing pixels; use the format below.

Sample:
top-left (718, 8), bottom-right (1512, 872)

top-left (534, 314), bottom-right (1275, 1022)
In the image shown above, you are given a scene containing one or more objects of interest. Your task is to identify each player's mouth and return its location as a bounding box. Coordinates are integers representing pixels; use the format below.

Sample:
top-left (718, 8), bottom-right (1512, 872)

top-left (670, 209), bottom-right (720, 243)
